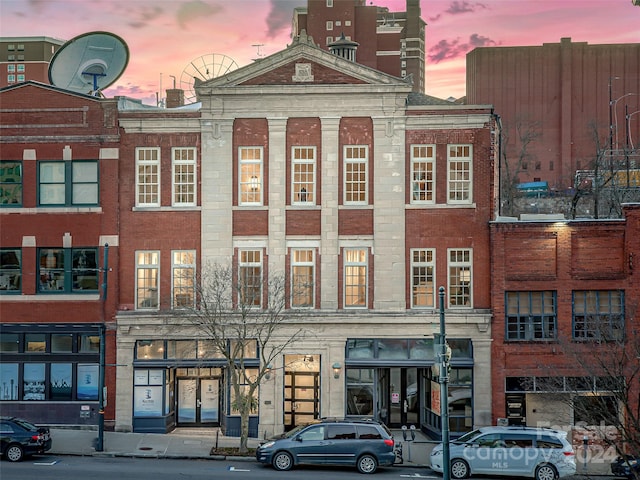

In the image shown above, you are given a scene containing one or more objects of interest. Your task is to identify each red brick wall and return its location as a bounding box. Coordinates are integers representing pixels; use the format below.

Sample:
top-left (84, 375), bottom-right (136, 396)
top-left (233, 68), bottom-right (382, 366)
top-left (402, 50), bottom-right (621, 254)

top-left (286, 210), bottom-right (321, 235)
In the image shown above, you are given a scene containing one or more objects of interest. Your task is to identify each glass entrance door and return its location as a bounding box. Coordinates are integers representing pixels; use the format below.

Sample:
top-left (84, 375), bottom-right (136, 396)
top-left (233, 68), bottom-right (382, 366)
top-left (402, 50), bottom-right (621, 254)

top-left (284, 372), bottom-right (319, 431)
top-left (177, 378), bottom-right (219, 425)
top-left (386, 368), bottom-right (419, 427)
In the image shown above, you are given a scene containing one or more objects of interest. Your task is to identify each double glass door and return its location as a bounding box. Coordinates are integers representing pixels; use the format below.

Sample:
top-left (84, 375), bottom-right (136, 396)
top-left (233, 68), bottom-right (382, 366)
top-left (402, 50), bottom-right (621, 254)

top-left (379, 368), bottom-right (419, 427)
top-left (177, 378), bottom-right (219, 425)
top-left (284, 371), bottom-right (319, 431)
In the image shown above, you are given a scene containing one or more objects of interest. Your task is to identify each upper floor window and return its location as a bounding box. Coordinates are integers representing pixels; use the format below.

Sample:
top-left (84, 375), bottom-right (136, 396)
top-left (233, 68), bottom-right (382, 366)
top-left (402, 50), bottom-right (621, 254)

top-left (172, 147), bottom-right (196, 206)
top-left (136, 148), bottom-right (160, 207)
top-left (327, 0), bottom-right (333, 6)
top-left (448, 144), bottom-right (472, 204)
top-left (239, 147), bottom-right (262, 206)
top-left (506, 291), bottom-right (557, 341)
top-left (411, 249), bottom-right (435, 308)
top-left (411, 145), bottom-right (435, 203)
top-left (38, 161), bottom-right (98, 206)
top-left (573, 290), bottom-right (624, 341)
top-left (448, 249), bottom-right (472, 307)
top-left (239, 250), bottom-right (262, 307)
top-left (7, 75), bottom-right (15, 83)
top-left (38, 248), bottom-right (98, 293)
top-left (344, 146), bottom-right (368, 205)
top-left (0, 249), bottom-right (21, 293)
top-left (172, 250), bottom-right (196, 309)
top-left (292, 146), bottom-right (316, 205)
top-left (291, 249), bottom-right (315, 308)
top-left (136, 251), bottom-right (159, 309)
top-left (326, 21), bottom-right (333, 30)
top-left (16, 64), bottom-right (24, 72)
top-left (344, 248), bottom-right (367, 308)
top-left (0, 161), bottom-right (22, 206)
top-left (17, 44), bottom-right (24, 51)
top-left (326, 37), bottom-right (333, 46)
top-left (7, 65), bottom-right (15, 72)
top-left (16, 74), bottom-right (24, 82)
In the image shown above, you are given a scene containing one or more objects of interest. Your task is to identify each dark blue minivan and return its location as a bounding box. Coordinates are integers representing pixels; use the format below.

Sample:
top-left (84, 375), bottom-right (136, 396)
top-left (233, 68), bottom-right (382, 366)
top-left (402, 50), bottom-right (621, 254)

top-left (256, 418), bottom-right (396, 474)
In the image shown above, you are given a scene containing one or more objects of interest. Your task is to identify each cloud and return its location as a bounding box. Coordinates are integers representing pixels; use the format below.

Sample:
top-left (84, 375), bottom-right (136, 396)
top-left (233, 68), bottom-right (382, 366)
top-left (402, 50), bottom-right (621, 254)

top-left (428, 34), bottom-right (498, 63)
top-left (176, 1), bottom-right (224, 29)
top-left (266, 0), bottom-right (303, 39)
top-left (446, 1), bottom-right (488, 15)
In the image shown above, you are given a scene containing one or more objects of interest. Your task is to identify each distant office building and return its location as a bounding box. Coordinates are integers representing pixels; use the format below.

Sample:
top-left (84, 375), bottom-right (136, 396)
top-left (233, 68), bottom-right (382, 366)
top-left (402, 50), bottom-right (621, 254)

top-left (0, 36), bottom-right (65, 88)
top-left (467, 38), bottom-right (640, 192)
top-left (293, 0), bottom-right (425, 93)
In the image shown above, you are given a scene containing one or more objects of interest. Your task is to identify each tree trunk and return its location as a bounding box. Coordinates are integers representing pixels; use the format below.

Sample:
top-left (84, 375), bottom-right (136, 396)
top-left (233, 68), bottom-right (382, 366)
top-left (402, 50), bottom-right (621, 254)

top-left (239, 409), bottom-right (249, 454)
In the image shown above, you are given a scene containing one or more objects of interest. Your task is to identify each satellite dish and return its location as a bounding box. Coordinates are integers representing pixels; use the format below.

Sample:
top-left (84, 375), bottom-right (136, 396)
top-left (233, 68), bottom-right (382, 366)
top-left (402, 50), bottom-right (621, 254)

top-left (48, 31), bottom-right (129, 96)
top-left (180, 54), bottom-right (239, 103)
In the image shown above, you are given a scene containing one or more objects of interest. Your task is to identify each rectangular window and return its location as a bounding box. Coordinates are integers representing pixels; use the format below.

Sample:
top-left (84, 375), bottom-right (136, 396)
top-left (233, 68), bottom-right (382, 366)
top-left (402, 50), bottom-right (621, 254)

top-left (51, 334), bottom-right (73, 353)
top-left (16, 64), bottom-right (24, 72)
top-left (411, 249), bottom-right (435, 308)
top-left (448, 249), bottom-right (472, 307)
top-left (172, 250), bottom-right (195, 308)
top-left (292, 146), bottom-right (316, 205)
top-left (39, 161), bottom-right (98, 206)
top-left (0, 161), bottom-right (22, 206)
top-left (344, 248), bottom-right (367, 308)
top-left (344, 146), bottom-right (368, 204)
top-left (447, 144), bottom-right (472, 204)
top-left (0, 248), bottom-right (21, 293)
top-left (0, 363), bottom-right (19, 399)
top-left (172, 147), bottom-right (196, 206)
top-left (239, 250), bottom-right (262, 307)
top-left (291, 249), bottom-right (314, 308)
top-left (506, 291), bottom-right (557, 341)
top-left (38, 248), bottom-right (98, 293)
top-left (239, 147), bottom-right (263, 206)
top-left (327, 0), bottom-right (333, 6)
top-left (136, 251), bottom-right (159, 309)
top-left (7, 64), bottom-right (15, 72)
top-left (26, 334), bottom-right (46, 352)
top-left (326, 36), bottom-right (333, 46)
top-left (136, 147), bottom-right (160, 206)
top-left (411, 145), bottom-right (435, 203)
top-left (573, 290), bottom-right (624, 341)
top-left (23, 363), bottom-right (45, 400)
top-left (16, 74), bottom-right (24, 82)
top-left (7, 74), bottom-right (15, 83)
top-left (326, 21), bottom-right (333, 30)
top-left (50, 363), bottom-right (72, 400)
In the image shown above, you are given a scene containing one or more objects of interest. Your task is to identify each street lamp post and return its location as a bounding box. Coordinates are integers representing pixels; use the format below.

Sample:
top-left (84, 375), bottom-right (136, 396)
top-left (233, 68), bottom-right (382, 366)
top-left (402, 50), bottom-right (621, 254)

top-left (439, 286), bottom-right (451, 480)
top-left (97, 244), bottom-right (109, 452)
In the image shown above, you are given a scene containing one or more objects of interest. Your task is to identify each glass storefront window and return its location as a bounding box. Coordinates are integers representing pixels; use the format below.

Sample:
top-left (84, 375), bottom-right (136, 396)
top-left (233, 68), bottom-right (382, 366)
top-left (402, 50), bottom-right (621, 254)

top-left (346, 368), bottom-right (374, 417)
top-left (346, 339), bottom-right (374, 359)
top-left (23, 363), bottom-right (45, 400)
top-left (230, 339), bottom-right (257, 358)
top-left (51, 334), bottom-right (73, 353)
top-left (377, 339), bottom-right (409, 360)
top-left (25, 334), bottom-right (46, 352)
top-left (0, 333), bottom-right (19, 352)
top-left (136, 340), bottom-right (164, 359)
top-left (169, 340), bottom-right (196, 360)
top-left (77, 364), bottom-right (99, 400)
top-left (50, 363), bottom-right (72, 400)
top-left (80, 334), bottom-right (100, 353)
top-left (0, 363), bottom-right (18, 399)
top-left (409, 339), bottom-right (434, 360)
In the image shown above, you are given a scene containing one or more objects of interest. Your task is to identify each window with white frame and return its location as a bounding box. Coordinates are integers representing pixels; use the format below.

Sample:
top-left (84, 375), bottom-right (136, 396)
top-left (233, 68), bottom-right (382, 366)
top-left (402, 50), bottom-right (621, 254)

top-left (291, 249), bottom-right (314, 308)
top-left (344, 248), bottom-right (367, 308)
top-left (448, 249), bottom-right (472, 307)
top-left (239, 147), bottom-right (262, 206)
top-left (411, 145), bottom-right (435, 203)
top-left (447, 144), bottom-right (472, 204)
top-left (136, 251), bottom-right (159, 309)
top-left (38, 161), bottom-right (98, 206)
top-left (172, 147), bottom-right (196, 206)
top-left (16, 74), bottom-right (24, 82)
top-left (239, 250), bottom-right (262, 307)
top-left (344, 146), bottom-right (368, 204)
top-left (573, 290), bottom-right (624, 341)
top-left (411, 249), bottom-right (435, 308)
top-left (326, 21), bottom-right (333, 30)
top-left (327, 0), bottom-right (333, 6)
top-left (17, 64), bottom-right (24, 72)
top-left (7, 75), bottom-right (15, 83)
top-left (326, 36), bottom-right (333, 46)
top-left (292, 146), bottom-right (315, 205)
top-left (136, 148), bottom-right (160, 207)
top-left (172, 250), bottom-right (195, 308)
top-left (7, 65), bottom-right (15, 72)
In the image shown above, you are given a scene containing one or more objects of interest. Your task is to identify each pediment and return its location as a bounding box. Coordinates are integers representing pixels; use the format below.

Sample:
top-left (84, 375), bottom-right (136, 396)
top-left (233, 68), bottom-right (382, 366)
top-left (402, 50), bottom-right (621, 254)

top-left (199, 32), bottom-right (410, 90)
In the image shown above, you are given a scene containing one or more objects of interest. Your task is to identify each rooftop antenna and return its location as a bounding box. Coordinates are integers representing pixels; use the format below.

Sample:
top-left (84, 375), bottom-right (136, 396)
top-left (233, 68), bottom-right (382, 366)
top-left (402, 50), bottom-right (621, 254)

top-left (180, 53), bottom-right (239, 104)
top-left (252, 43), bottom-right (265, 60)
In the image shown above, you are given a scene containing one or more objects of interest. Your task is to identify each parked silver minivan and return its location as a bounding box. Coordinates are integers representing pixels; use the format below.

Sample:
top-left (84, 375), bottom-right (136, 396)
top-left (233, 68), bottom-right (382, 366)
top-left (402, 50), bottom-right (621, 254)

top-left (430, 426), bottom-right (576, 480)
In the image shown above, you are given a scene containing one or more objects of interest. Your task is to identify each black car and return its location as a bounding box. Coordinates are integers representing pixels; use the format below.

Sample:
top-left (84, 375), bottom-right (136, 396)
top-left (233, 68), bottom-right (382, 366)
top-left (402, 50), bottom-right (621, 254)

top-left (612, 454), bottom-right (640, 479)
top-left (0, 416), bottom-right (52, 462)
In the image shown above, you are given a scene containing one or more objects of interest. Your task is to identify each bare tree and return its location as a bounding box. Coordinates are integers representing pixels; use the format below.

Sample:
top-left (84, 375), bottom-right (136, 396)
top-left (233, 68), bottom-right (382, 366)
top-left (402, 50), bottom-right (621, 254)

top-left (174, 261), bottom-right (305, 453)
top-left (499, 118), bottom-right (541, 216)
top-left (532, 298), bottom-right (640, 477)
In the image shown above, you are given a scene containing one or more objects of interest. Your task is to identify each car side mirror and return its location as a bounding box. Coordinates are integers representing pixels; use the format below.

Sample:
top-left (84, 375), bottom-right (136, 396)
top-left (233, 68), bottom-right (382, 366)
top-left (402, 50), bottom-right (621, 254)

top-left (296, 436), bottom-right (303, 442)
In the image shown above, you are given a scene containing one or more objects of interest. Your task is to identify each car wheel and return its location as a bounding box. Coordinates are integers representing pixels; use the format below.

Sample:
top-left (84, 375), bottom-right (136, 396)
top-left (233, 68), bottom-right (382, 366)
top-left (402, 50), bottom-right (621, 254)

top-left (272, 451), bottom-right (293, 471)
top-left (535, 463), bottom-right (558, 480)
top-left (357, 454), bottom-right (378, 474)
top-left (450, 458), bottom-right (470, 479)
top-left (5, 444), bottom-right (24, 462)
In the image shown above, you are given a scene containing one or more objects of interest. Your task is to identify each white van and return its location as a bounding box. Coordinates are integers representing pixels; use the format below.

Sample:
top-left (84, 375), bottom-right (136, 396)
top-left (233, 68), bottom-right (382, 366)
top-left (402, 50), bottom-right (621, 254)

top-left (430, 426), bottom-right (576, 480)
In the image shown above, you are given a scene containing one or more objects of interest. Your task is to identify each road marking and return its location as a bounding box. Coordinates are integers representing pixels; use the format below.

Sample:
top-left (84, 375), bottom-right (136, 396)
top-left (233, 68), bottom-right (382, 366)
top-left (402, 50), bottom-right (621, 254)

top-left (34, 460), bottom-right (59, 465)
top-left (227, 466), bottom-right (251, 472)
top-left (399, 474), bottom-right (438, 479)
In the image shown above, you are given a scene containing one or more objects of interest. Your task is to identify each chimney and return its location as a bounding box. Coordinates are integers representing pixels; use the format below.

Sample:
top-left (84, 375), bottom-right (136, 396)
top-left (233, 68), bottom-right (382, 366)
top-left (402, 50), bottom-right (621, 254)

top-left (166, 89), bottom-right (185, 108)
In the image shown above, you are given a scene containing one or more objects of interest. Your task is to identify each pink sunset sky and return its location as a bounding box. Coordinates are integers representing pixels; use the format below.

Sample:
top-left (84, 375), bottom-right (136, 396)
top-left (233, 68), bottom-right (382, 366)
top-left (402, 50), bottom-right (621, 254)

top-left (1, 0), bottom-right (638, 105)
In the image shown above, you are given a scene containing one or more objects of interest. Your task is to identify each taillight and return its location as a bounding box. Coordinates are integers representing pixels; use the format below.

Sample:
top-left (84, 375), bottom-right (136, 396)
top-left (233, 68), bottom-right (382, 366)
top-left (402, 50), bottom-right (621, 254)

top-left (31, 435), bottom-right (40, 442)
top-left (563, 451), bottom-right (575, 456)
top-left (384, 439), bottom-right (394, 446)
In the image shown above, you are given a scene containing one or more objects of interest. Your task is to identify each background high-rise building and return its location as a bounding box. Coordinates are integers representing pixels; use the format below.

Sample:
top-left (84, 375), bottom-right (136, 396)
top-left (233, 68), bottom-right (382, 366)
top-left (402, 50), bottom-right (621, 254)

top-left (0, 36), bottom-right (64, 88)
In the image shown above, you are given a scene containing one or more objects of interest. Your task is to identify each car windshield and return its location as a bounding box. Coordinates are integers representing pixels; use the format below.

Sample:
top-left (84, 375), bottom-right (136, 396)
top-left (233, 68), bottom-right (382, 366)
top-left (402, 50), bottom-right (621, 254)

top-left (454, 429), bottom-right (482, 444)
top-left (281, 423), bottom-right (313, 439)
top-left (12, 418), bottom-right (37, 430)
